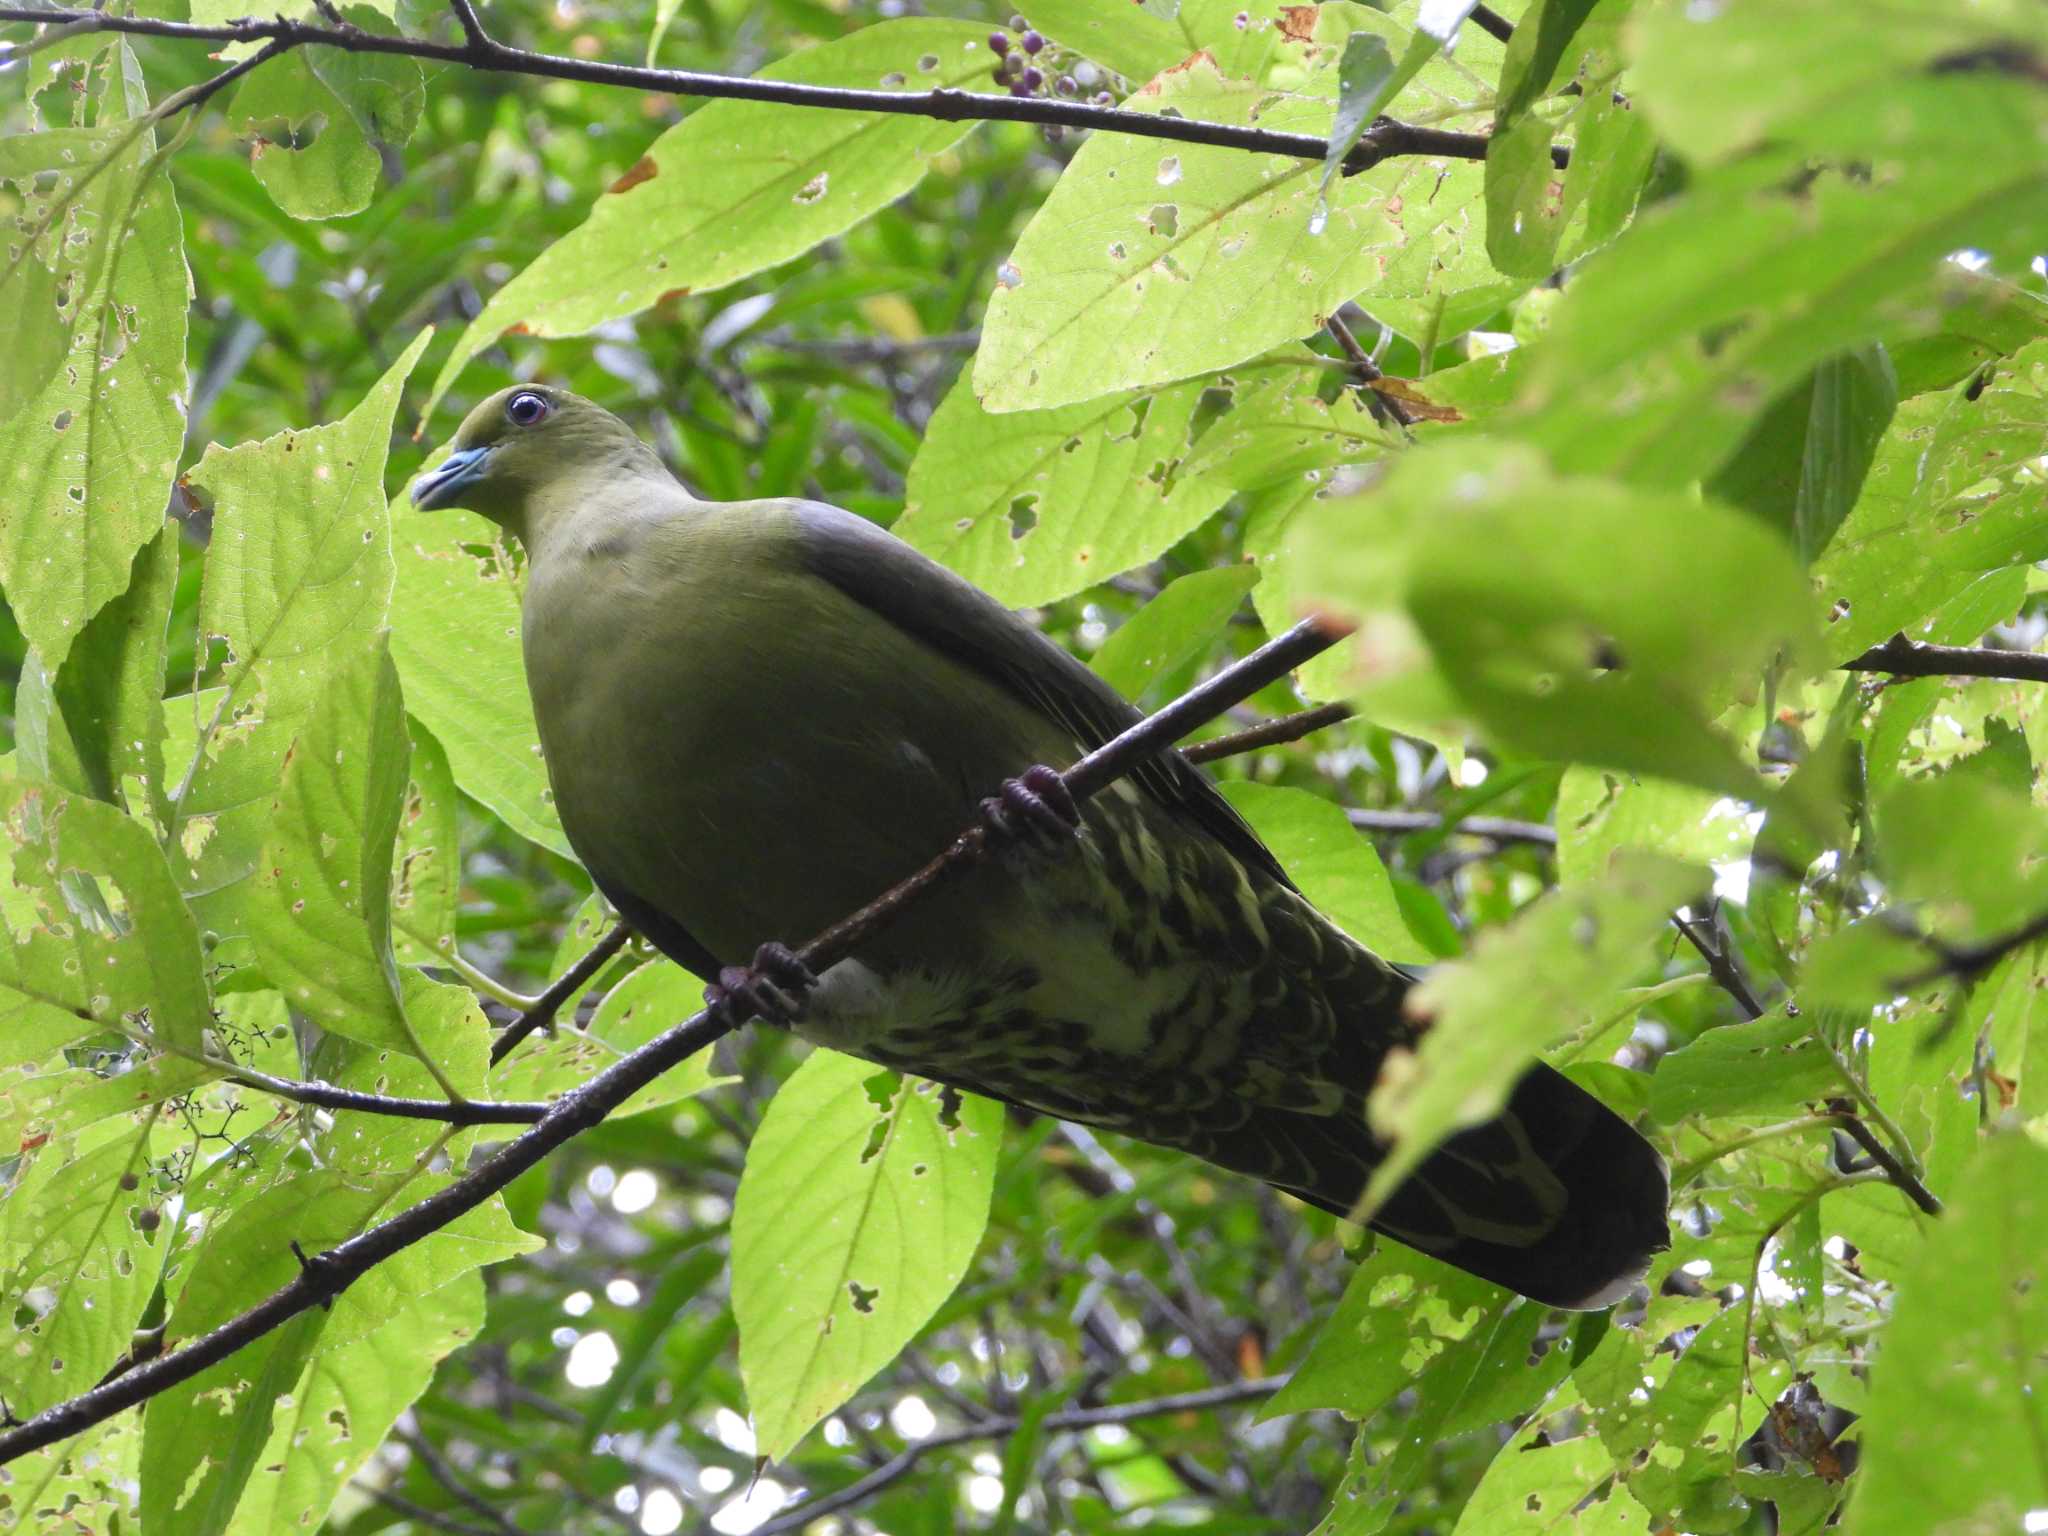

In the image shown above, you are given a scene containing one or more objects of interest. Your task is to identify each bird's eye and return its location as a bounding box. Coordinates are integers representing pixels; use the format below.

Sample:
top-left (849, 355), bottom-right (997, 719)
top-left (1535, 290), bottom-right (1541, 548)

top-left (506, 390), bottom-right (551, 427)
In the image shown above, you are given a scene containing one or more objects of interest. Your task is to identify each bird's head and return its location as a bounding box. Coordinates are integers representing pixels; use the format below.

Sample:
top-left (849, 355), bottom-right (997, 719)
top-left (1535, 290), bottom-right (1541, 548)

top-left (410, 385), bottom-right (668, 539)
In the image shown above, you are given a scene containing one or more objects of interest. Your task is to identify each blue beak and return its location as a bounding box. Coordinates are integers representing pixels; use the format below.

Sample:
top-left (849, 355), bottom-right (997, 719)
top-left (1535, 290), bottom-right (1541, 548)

top-left (411, 444), bottom-right (494, 509)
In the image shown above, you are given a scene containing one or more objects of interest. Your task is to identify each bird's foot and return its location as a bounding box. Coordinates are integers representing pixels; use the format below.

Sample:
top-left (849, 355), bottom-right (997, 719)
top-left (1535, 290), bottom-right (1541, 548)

top-left (978, 764), bottom-right (1083, 853)
top-left (704, 942), bottom-right (817, 1027)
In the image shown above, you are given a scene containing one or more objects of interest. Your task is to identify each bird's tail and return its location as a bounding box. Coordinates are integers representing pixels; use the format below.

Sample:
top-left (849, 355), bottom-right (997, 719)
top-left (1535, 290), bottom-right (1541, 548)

top-left (1204, 1063), bottom-right (1668, 1308)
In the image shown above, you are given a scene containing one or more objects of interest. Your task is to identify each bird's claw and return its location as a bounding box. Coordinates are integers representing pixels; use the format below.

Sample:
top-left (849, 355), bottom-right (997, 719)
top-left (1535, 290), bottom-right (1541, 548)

top-left (704, 941), bottom-right (817, 1026)
top-left (978, 764), bottom-right (1082, 851)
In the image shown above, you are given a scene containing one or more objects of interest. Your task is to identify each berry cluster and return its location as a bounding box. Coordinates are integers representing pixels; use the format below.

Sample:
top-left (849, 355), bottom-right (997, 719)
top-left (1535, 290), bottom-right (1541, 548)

top-left (988, 17), bottom-right (1054, 96)
top-left (987, 14), bottom-right (1116, 125)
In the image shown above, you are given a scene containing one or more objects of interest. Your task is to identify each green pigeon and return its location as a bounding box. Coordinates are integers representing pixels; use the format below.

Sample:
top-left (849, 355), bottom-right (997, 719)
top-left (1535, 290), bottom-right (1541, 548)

top-left (413, 384), bottom-right (1669, 1308)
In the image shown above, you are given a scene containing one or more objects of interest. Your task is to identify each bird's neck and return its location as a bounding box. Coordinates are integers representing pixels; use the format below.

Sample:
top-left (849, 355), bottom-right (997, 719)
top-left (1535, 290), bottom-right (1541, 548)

top-left (520, 458), bottom-right (693, 566)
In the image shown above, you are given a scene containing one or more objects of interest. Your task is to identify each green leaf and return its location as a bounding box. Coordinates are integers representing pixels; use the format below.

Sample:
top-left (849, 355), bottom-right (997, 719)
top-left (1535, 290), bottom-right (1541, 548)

top-left (1284, 441), bottom-right (1817, 799)
top-left (1708, 346), bottom-right (1899, 564)
top-left (1360, 855), bottom-right (1696, 1217)
top-left (1876, 768), bottom-right (2048, 943)
top-left (1091, 565), bottom-right (1258, 701)
top-left (1018, 0), bottom-right (1193, 82)
top-left (1848, 1133), bottom-right (2048, 1535)
top-left (1482, 0), bottom-right (1602, 279)
top-left (0, 1119), bottom-right (167, 1417)
top-left (0, 776), bottom-right (212, 1053)
top-left (0, 112), bottom-right (189, 669)
top-left (389, 507), bottom-right (572, 858)
top-left (1514, 78), bottom-right (2048, 489)
top-left (223, 1273), bottom-right (483, 1536)
top-left (144, 1168), bottom-right (537, 1535)
top-left (1555, 767), bottom-right (1756, 889)
top-left (734, 1050), bottom-right (1001, 1459)
top-left (428, 19), bottom-right (997, 411)
top-left (1259, 1242), bottom-right (1509, 1421)
top-left (0, 1417), bottom-right (140, 1535)
top-left (1648, 1009), bottom-right (1839, 1124)
top-left (171, 332), bottom-right (431, 930)
top-left (1219, 782), bottom-right (1429, 963)
top-left (1447, 1424), bottom-right (1617, 1535)
top-left (50, 522), bottom-right (179, 816)
top-left (897, 372), bottom-right (1233, 606)
top-left (1316, 1298), bottom-right (1568, 1534)
top-left (248, 635), bottom-right (439, 1072)
top-left (1812, 338), bottom-right (2048, 662)
top-left (391, 719), bottom-right (460, 966)
top-left (490, 959), bottom-right (726, 1116)
top-left (974, 50), bottom-right (1491, 411)
top-left (1627, 0), bottom-right (2046, 166)
top-left (1177, 359), bottom-right (1397, 491)
top-left (230, 15), bottom-right (423, 222)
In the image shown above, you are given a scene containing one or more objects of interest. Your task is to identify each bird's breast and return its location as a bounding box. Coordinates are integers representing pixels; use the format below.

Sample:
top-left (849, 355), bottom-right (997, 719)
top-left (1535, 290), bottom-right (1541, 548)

top-left (518, 505), bottom-right (1073, 969)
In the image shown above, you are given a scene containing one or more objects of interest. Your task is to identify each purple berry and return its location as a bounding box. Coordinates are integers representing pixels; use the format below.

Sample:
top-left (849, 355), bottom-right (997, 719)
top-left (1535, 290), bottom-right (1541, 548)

top-left (1056, 73), bottom-right (1077, 95)
top-left (1091, 90), bottom-right (1114, 106)
top-left (987, 30), bottom-right (1008, 53)
top-left (1002, 50), bottom-right (1024, 76)
top-left (991, 64), bottom-right (1008, 82)
top-left (1008, 80), bottom-right (1032, 97)
top-left (1009, 13), bottom-right (1026, 28)
top-left (1021, 29), bottom-right (1045, 53)
top-left (1021, 65), bottom-right (1043, 90)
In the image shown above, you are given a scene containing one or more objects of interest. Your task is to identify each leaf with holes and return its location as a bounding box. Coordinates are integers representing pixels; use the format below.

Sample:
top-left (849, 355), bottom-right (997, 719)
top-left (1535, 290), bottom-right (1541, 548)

top-left (428, 20), bottom-right (998, 412)
top-left (0, 1119), bottom-right (169, 1418)
top-left (1849, 1132), bottom-right (2048, 1535)
top-left (0, 95), bottom-right (189, 671)
top-left (897, 370), bottom-right (1233, 605)
top-left (974, 49), bottom-right (1495, 411)
top-left (733, 1049), bottom-right (1001, 1460)
top-left (171, 333), bottom-right (429, 934)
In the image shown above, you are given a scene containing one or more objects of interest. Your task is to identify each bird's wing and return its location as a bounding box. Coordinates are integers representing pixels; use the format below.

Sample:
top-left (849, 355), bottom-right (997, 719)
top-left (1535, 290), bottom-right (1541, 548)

top-left (787, 502), bottom-right (1296, 891)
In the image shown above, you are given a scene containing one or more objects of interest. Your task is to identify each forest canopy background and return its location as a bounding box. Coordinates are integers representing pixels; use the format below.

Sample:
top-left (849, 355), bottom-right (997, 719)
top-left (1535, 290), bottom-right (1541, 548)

top-left (0, 0), bottom-right (2046, 1534)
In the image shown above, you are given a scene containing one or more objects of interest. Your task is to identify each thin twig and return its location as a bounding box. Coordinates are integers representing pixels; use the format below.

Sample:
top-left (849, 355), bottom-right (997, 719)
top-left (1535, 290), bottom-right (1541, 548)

top-left (752, 1378), bottom-right (1285, 1536)
top-left (490, 922), bottom-right (633, 1065)
top-left (0, 7), bottom-right (1567, 176)
top-left (0, 616), bottom-right (1349, 1467)
top-left (1347, 807), bottom-right (1557, 847)
top-left (1182, 701), bottom-right (1355, 763)
top-left (398, 1428), bottom-right (530, 1536)
top-left (353, 1480), bottom-right (507, 1536)
top-left (1326, 313), bottom-right (1416, 430)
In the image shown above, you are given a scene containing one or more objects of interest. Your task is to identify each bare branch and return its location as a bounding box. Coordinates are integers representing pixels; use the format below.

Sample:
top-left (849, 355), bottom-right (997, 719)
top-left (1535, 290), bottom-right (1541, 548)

top-left (490, 921), bottom-right (633, 1065)
top-left (0, 7), bottom-right (1563, 175)
top-left (1347, 807), bottom-right (1558, 847)
top-left (1841, 633), bottom-right (2048, 685)
top-left (1325, 313), bottom-right (1417, 430)
top-left (0, 616), bottom-right (1349, 1466)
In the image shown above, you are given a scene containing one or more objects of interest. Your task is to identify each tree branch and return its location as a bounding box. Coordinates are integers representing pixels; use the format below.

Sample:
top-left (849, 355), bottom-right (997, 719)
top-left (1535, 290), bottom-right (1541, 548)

top-left (208, 1055), bottom-right (551, 1125)
top-left (753, 1378), bottom-right (1285, 1536)
top-left (490, 921), bottom-right (633, 1065)
top-left (1840, 633), bottom-right (2048, 685)
top-left (0, 6), bottom-right (1564, 176)
top-left (0, 616), bottom-right (1349, 1467)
